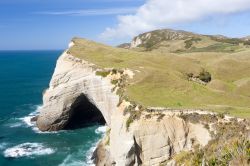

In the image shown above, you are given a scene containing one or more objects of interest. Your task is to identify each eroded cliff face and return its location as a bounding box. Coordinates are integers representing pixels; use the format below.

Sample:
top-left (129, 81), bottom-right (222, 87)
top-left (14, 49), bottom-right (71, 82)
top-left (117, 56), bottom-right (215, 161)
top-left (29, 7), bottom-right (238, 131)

top-left (36, 46), bottom-right (119, 131)
top-left (36, 43), bottom-right (212, 165)
top-left (95, 107), bottom-right (211, 166)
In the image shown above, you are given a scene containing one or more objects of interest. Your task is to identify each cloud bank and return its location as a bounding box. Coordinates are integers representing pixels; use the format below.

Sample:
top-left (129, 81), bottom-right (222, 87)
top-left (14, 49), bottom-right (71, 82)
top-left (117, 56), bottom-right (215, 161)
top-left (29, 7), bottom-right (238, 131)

top-left (101, 0), bottom-right (250, 39)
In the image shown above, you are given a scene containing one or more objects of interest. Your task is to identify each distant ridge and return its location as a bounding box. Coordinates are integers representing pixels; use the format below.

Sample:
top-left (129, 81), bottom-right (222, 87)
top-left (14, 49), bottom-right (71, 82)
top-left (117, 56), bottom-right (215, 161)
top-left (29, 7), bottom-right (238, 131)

top-left (118, 29), bottom-right (250, 52)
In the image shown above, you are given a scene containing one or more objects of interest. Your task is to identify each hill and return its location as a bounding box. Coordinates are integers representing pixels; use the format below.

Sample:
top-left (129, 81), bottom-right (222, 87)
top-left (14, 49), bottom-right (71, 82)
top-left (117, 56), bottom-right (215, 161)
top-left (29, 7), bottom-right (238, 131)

top-left (68, 30), bottom-right (250, 118)
top-left (124, 29), bottom-right (250, 53)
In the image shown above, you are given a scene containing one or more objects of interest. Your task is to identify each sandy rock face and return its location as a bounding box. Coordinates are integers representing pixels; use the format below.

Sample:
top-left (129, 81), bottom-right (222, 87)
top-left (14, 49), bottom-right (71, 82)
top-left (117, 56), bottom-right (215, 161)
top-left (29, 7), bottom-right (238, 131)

top-left (97, 110), bottom-right (211, 166)
top-left (36, 46), bottom-right (211, 165)
top-left (36, 51), bottom-right (119, 131)
top-left (130, 37), bottom-right (143, 48)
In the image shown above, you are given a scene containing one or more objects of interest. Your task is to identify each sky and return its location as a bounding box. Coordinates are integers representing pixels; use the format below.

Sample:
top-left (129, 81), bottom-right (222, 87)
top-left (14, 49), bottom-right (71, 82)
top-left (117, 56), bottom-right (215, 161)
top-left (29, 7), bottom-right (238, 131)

top-left (1, 0), bottom-right (250, 50)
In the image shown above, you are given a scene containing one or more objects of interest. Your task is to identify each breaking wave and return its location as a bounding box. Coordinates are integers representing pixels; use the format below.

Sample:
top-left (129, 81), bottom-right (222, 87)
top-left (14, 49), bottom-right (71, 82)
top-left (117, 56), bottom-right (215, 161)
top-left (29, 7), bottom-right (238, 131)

top-left (18, 105), bottom-right (58, 134)
top-left (0, 142), bottom-right (8, 150)
top-left (95, 126), bottom-right (107, 134)
top-left (19, 105), bottom-right (41, 130)
top-left (4, 142), bottom-right (55, 158)
top-left (59, 126), bottom-right (106, 166)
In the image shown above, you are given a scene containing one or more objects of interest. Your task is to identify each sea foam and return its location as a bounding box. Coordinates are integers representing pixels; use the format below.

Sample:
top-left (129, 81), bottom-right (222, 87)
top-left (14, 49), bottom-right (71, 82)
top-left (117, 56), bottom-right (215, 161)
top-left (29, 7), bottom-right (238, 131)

top-left (0, 143), bottom-right (8, 150)
top-left (59, 143), bottom-right (96, 166)
top-left (8, 122), bottom-right (23, 128)
top-left (95, 126), bottom-right (107, 134)
top-left (19, 105), bottom-right (56, 133)
top-left (59, 126), bottom-right (106, 166)
top-left (3, 142), bottom-right (55, 158)
top-left (19, 105), bottom-right (41, 126)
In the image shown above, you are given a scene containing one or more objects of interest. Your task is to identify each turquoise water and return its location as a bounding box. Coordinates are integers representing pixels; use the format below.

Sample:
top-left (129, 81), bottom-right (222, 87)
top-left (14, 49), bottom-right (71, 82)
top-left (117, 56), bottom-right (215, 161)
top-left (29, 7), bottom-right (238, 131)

top-left (0, 51), bottom-right (103, 166)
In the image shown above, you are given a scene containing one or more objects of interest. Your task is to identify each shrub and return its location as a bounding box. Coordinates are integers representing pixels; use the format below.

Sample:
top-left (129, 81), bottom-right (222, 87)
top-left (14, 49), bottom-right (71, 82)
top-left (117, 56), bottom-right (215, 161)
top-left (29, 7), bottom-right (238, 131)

top-left (117, 98), bottom-right (123, 107)
top-left (199, 69), bottom-right (212, 83)
top-left (157, 113), bottom-right (165, 122)
top-left (185, 38), bottom-right (202, 49)
top-left (145, 114), bottom-right (151, 119)
top-left (204, 123), bottom-right (210, 130)
top-left (126, 110), bottom-right (142, 131)
top-left (177, 102), bottom-right (182, 107)
top-left (95, 71), bottom-right (110, 77)
top-left (126, 116), bottom-right (133, 131)
top-left (186, 73), bottom-right (194, 78)
top-left (111, 79), bottom-right (119, 85)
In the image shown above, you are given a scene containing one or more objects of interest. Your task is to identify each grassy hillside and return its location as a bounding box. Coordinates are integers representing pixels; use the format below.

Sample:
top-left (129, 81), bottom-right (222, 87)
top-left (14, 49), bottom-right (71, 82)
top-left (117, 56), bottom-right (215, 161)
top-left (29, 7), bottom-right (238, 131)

top-left (68, 33), bottom-right (250, 118)
top-left (129, 29), bottom-right (250, 53)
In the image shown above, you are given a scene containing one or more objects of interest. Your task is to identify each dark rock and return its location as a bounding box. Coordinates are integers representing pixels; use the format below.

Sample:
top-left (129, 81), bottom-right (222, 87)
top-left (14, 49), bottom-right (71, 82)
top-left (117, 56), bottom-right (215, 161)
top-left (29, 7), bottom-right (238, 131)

top-left (31, 116), bottom-right (38, 122)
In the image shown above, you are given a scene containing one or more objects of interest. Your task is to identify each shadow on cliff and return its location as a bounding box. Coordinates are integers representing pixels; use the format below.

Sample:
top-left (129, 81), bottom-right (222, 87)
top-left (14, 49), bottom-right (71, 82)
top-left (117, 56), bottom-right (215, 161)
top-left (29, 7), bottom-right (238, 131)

top-left (64, 94), bottom-right (105, 130)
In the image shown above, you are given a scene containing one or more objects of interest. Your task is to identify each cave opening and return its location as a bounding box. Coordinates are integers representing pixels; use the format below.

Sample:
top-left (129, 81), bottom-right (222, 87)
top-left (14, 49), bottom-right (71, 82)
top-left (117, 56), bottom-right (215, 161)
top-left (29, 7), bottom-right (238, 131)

top-left (64, 94), bottom-right (105, 130)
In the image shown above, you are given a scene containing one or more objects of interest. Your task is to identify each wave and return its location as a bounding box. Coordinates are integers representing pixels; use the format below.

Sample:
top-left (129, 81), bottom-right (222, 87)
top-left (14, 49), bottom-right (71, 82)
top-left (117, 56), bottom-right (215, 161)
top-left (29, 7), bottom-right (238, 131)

top-left (18, 105), bottom-right (57, 134)
top-left (0, 142), bottom-right (8, 150)
top-left (58, 155), bottom-right (93, 166)
top-left (59, 126), bottom-right (106, 166)
top-left (3, 142), bottom-right (55, 158)
top-left (95, 126), bottom-right (107, 134)
top-left (85, 144), bottom-right (96, 166)
top-left (86, 126), bottom-right (107, 165)
top-left (3, 105), bottom-right (41, 129)
top-left (8, 122), bottom-right (23, 128)
top-left (59, 143), bottom-right (96, 166)
top-left (19, 105), bottom-right (41, 126)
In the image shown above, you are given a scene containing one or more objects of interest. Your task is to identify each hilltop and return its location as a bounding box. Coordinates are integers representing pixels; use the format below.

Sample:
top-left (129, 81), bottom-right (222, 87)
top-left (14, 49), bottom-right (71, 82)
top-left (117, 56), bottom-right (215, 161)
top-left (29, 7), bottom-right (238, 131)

top-left (68, 29), bottom-right (250, 118)
top-left (120, 29), bottom-right (250, 53)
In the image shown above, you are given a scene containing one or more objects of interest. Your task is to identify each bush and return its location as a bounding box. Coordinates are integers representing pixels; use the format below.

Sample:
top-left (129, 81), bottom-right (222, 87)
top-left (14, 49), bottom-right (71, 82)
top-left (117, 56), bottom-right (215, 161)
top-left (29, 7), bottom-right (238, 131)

top-left (126, 110), bottom-right (142, 131)
top-left (199, 69), bottom-right (212, 83)
top-left (126, 116), bottom-right (133, 131)
top-left (186, 73), bottom-right (194, 78)
top-left (96, 71), bottom-right (110, 77)
top-left (185, 38), bottom-right (202, 49)
top-left (111, 79), bottom-right (119, 85)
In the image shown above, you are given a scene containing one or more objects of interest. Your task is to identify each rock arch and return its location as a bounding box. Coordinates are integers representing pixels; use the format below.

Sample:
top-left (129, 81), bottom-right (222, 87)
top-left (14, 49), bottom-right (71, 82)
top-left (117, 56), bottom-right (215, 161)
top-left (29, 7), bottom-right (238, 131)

top-left (36, 52), bottom-right (119, 131)
top-left (64, 94), bottom-right (105, 130)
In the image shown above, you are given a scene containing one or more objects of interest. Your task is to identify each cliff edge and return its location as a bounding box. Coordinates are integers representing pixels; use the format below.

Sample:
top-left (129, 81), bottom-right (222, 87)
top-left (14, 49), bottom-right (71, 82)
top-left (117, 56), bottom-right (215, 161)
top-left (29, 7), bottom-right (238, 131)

top-left (36, 32), bottom-right (250, 165)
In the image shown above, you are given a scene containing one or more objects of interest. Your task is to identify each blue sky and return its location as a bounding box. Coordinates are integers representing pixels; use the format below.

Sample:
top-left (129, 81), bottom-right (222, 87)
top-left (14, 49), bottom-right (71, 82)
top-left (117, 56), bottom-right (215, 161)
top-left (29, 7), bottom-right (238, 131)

top-left (1, 0), bottom-right (250, 50)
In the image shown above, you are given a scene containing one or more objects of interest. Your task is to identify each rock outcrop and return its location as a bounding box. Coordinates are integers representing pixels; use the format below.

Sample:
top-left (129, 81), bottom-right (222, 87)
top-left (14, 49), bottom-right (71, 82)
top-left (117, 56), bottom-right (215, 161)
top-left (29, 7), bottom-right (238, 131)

top-left (95, 108), bottom-right (211, 166)
top-left (36, 44), bottom-right (119, 131)
top-left (130, 29), bottom-right (195, 48)
top-left (36, 42), bottom-right (212, 165)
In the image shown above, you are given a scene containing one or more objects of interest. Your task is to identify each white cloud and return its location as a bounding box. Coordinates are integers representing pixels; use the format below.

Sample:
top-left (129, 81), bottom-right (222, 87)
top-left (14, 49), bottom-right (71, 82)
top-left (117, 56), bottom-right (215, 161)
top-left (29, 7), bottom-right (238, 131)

top-left (101, 0), bottom-right (250, 39)
top-left (36, 7), bottom-right (137, 16)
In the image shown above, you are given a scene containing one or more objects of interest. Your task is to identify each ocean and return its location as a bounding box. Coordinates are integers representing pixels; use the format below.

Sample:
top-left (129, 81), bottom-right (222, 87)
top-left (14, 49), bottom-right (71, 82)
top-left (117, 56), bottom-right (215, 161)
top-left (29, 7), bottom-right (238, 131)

top-left (0, 51), bottom-right (104, 166)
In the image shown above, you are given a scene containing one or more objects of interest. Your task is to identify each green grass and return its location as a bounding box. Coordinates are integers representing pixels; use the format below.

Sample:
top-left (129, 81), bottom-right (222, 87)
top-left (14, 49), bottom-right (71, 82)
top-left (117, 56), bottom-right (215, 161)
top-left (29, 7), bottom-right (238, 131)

top-left (69, 37), bottom-right (250, 118)
top-left (95, 70), bottom-right (110, 77)
top-left (184, 38), bottom-right (202, 49)
top-left (173, 117), bottom-right (250, 165)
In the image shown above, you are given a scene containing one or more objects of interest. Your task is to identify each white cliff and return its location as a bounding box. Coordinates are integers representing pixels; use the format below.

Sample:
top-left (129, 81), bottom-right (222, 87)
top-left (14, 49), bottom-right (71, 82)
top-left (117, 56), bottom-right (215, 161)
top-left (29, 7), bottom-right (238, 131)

top-left (36, 50), bottom-right (119, 131)
top-left (100, 107), bottom-right (211, 166)
top-left (36, 43), bottom-right (212, 165)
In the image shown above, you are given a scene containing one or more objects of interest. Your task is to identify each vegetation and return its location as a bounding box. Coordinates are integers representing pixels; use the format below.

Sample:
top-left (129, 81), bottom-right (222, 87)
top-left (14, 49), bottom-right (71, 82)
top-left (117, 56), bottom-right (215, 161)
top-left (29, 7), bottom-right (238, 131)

top-left (209, 36), bottom-right (250, 45)
top-left (189, 43), bottom-right (239, 53)
top-left (186, 69), bottom-right (212, 84)
top-left (126, 116), bottom-right (134, 131)
top-left (199, 69), bottom-right (212, 83)
top-left (124, 103), bottom-right (143, 131)
top-left (95, 70), bottom-right (110, 77)
top-left (105, 128), bottom-right (111, 146)
top-left (174, 116), bottom-right (250, 165)
top-left (69, 36), bottom-right (250, 118)
top-left (185, 38), bottom-right (202, 49)
top-left (69, 31), bottom-right (250, 164)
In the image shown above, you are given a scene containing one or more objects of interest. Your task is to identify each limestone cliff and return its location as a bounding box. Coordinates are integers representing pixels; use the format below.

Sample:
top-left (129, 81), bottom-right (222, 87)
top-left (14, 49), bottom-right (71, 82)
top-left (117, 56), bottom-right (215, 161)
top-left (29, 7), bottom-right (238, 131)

top-left (37, 43), bottom-right (119, 131)
top-left (35, 42), bottom-right (215, 165)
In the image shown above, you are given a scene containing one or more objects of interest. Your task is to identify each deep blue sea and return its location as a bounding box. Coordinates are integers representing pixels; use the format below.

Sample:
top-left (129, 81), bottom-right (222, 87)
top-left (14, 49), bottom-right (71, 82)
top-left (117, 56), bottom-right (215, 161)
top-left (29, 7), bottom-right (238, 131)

top-left (0, 51), bottom-right (103, 166)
